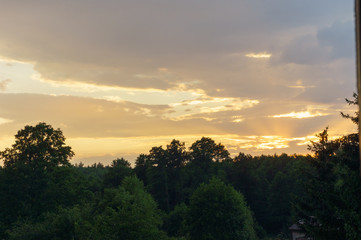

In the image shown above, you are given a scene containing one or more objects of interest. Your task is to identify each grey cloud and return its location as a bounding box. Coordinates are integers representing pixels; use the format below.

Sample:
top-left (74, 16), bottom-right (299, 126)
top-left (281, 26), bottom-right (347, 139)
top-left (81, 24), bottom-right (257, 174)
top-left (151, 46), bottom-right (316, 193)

top-left (279, 34), bottom-right (331, 65)
top-left (278, 20), bottom-right (354, 65)
top-left (33, 62), bottom-right (176, 90)
top-left (257, 0), bottom-right (352, 29)
top-left (292, 59), bottom-right (356, 104)
top-left (0, 1), bottom-right (356, 122)
top-left (0, 1), bottom-right (353, 90)
top-left (318, 20), bottom-right (355, 59)
top-left (0, 0), bottom-right (357, 160)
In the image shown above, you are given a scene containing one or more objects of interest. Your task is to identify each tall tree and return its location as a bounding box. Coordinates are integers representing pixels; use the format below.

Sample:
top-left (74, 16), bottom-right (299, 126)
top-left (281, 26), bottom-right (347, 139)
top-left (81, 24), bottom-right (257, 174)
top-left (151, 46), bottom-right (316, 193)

top-left (188, 178), bottom-right (257, 240)
top-left (189, 137), bottom-right (230, 167)
top-left (91, 176), bottom-right (168, 240)
top-left (186, 137), bottom-right (230, 191)
top-left (146, 146), bottom-right (171, 211)
top-left (103, 158), bottom-right (133, 188)
top-left (0, 122), bottom-right (76, 237)
top-left (1, 122), bottom-right (73, 170)
top-left (295, 99), bottom-right (360, 239)
top-left (144, 140), bottom-right (189, 211)
top-left (134, 154), bottom-right (150, 185)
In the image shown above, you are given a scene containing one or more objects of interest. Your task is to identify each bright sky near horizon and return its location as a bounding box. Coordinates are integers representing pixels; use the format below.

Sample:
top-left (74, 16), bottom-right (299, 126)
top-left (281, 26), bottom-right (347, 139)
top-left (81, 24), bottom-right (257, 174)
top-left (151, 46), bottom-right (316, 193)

top-left (0, 0), bottom-right (358, 165)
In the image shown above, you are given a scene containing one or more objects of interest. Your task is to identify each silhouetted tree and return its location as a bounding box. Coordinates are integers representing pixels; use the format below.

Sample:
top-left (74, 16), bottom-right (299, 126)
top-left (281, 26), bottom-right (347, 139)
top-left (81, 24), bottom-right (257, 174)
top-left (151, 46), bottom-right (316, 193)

top-left (295, 94), bottom-right (361, 239)
top-left (186, 137), bottom-right (230, 193)
top-left (103, 158), bottom-right (133, 188)
top-left (1, 122), bottom-right (73, 170)
top-left (341, 92), bottom-right (358, 125)
top-left (0, 122), bottom-right (77, 238)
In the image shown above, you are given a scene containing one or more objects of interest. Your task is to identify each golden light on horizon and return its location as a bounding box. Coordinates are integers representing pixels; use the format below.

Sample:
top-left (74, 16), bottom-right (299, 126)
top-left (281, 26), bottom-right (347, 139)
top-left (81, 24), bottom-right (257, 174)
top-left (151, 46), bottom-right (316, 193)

top-left (245, 52), bottom-right (272, 59)
top-left (232, 118), bottom-right (244, 123)
top-left (0, 117), bottom-right (13, 125)
top-left (271, 111), bottom-right (327, 119)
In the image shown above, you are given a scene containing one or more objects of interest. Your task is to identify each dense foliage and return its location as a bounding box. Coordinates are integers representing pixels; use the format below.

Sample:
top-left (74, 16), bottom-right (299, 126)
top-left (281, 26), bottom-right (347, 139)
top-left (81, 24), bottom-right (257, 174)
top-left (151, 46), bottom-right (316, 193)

top-left (188, 178), bottom-right (257, 240)
top-left (294, 94), bottom-right (360, 239)
top-left (0, 95), bottom-right (360, 240)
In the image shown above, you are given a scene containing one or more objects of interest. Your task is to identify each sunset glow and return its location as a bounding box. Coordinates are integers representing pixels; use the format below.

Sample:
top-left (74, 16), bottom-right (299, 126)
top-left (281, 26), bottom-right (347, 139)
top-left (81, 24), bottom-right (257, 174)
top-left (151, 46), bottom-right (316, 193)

top-left (0, 1), bottom-right (357, 165)
top-left (245, 52), bottom-right (272, 58)
top-left (272, 111), bottom-right (328, 119)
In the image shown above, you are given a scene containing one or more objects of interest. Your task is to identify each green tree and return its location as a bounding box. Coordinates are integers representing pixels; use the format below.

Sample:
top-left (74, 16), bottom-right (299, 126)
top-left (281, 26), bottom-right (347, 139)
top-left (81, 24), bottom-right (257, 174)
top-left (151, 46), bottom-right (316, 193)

top-left (186, 137), bottom-right (230, 194)
top-left (1, 122), bottom-right (73, 170)
top-left (7, 176), bottom-right (169, 240)
top-left (341, 92), bottom-right (358, 125)
top-left (163, 203), bottom-right (189, 238)
top-left (165, 140), bottom-right (188, 208)
top-left (76, 162), bottom-right (108, 193)
top-left (103, 158), bottom-right (133, 188)
top-left (188, 178), bottom-right (257, 240)
top-left (0, 122), bottom-right (76, 237)
top-left (189, 137), bottom-right (230, 167)
top-left (296, 93), bottom-right (360, 238)
top-left (146, 146), bottom-right (171, 211)
top-left (6, 206), bottom-right (87, 240)
top-left (295, 128), bottom-right (345, 239)
top-left (295, 124), bottom-right (359, 238)
top-left (166, 139), bottom-right (188, 168)
top-left (134, 154), bottom-right (150, 185)
top-left (91, 176), bottom-right (168, 240)
top-left (144, 140), bottom-right (189, 211)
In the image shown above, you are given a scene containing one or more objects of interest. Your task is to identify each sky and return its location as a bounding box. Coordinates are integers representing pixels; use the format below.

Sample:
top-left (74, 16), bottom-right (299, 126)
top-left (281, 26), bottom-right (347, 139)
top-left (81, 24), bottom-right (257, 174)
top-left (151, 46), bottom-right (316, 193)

top-left (0, 0), bottom-right (358, 165)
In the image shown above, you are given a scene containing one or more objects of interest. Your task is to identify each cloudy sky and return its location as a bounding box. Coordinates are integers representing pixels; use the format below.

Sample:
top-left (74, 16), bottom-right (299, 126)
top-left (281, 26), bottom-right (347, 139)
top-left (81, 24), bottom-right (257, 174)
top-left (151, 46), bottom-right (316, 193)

top-left (0, 0), bottom-right (357, 165)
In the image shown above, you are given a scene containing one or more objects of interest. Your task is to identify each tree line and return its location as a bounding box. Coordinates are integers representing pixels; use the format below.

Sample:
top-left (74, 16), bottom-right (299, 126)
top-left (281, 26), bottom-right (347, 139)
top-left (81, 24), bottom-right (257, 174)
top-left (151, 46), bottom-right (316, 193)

top-left (0, 95), bottom-right (360, 239)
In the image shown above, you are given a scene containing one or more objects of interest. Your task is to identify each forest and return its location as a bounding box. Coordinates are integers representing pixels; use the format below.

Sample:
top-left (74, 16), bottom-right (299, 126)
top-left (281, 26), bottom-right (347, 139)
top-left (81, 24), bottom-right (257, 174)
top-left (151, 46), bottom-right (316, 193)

top-left (0, 95), bottom-right (360, 240)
